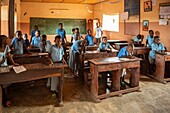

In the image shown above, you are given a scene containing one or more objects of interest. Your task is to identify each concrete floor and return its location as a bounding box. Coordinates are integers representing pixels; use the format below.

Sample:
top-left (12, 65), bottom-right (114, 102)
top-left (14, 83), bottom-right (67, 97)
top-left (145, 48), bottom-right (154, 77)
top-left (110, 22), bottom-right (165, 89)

top-left (3, 69), bottom-right (170, 113)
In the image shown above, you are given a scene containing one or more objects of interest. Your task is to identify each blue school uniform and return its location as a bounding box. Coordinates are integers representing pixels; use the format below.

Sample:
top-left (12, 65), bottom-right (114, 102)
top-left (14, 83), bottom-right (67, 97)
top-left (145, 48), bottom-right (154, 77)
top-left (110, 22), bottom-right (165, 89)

top-left (47, 44), bottom-right (64, 91)
top-left (117, 47), bottom-right (129, 58)
top-left (132, 36), bottom-right (142, 43)
top-left (97, 42), bottom-right (112, 51)
top-left (69, 40), bottom-right (82, 71)
top-left (31, 30), bottom-right (36, 38)
top-left (50, 45), bottom-right (64, 62)
top-left (56, 28), bottom-right (66, 43)
top-left (85, 35), bottom-right (94, 46)
top-left (25, 39), bottom-right (30, 47)
top-left (11, 37), bottom-right (25, 54)
top-left (146, 35), bottom-right (154, 47)
top-left (72, 34), bottom-right (82, 43)
top-left (31, 36), bottom-right (41, 48)
top-left (149, 42), bottom-right (165, 59)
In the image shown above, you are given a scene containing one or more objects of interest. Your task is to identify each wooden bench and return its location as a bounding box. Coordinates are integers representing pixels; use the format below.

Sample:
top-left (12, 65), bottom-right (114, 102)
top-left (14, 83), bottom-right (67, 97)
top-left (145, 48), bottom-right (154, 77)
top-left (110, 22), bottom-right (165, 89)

top-left (0, 63), bottom-right (67, 111)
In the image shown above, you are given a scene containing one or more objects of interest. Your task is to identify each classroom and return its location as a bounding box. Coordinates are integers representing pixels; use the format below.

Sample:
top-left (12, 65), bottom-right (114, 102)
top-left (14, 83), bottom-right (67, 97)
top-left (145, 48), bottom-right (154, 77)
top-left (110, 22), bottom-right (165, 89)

top-left (0, 0), bottom-right (170, 113)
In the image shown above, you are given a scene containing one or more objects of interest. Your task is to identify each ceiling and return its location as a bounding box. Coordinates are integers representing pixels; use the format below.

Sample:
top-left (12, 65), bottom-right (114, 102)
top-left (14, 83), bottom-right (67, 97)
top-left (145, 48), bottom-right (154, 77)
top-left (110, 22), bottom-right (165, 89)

top-left (20, 0), bottom-right (109, 5)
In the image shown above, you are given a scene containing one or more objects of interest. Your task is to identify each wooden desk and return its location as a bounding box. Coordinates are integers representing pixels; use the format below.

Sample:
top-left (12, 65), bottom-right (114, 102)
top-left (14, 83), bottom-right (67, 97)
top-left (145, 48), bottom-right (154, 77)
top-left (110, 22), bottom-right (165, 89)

top-left (134, 47), bottom-right (151, 55)
top-left (154, 53), bottom-right (170, 83)
top-left (114, 43), bottom-right (129, 50)
top-left (27, 48), bottom-right (40, 52)
top-left (85, 45), bottom-right (98, 51)
top-left (13, 53), bottom-right (50, 64)
top-left (89, 57), bottom-right (141, 100)
top-left (79, 50), bottom-right (118, 84)
top-left (0, 63), bottom-right (67, 111)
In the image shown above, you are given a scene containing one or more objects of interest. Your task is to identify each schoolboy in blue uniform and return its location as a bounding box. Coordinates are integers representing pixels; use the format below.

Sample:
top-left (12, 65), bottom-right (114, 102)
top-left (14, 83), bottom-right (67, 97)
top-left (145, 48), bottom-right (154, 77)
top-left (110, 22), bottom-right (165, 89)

top-left (71, 28), bottom-right (75, 43)
top-left (23, 33), bottom-right (30, 47)
top-left (148, 36), bottom-right (165, 74)
top-left (132, 34), bottom-right (143, 44)
top-left (72, 28), bottom-right (84, 43)
top-left (46, 35), bottom-right (66, 95)
top-left (97, 36), bottom-right (113, 52)
top-left (39, 34), bottom-right (52, 53)
top-left (30, 25), bottom-right (38, 43)
top-left (30, 30), bottom-right (41, 48)
top-left (117, 44), bottom-right (135, 58)
top-left (10, 30), bottom-right (27, 54)
top-left (56, 23), bottom-right (67, 44)
top-left (117, 43), bottom-right (135, 84)
top-left (85, 29), bottom-right (94, 46)
top-left (146, 30), bottom-right (154, 47)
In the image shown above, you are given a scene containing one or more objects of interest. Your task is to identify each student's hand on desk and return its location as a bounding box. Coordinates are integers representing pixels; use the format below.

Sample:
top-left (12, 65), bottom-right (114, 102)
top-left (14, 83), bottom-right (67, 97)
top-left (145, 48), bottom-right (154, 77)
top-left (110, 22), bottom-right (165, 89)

top-left (129, 55), bottom-right (135, 59)
top-left (14, 63), bottom-right (19, 66)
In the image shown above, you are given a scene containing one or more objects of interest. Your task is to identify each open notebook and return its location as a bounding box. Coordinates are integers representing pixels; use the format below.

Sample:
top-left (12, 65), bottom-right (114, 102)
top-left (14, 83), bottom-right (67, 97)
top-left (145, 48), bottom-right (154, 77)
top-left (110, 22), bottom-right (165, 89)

top-left (13, 65), bottom-right (27, 74)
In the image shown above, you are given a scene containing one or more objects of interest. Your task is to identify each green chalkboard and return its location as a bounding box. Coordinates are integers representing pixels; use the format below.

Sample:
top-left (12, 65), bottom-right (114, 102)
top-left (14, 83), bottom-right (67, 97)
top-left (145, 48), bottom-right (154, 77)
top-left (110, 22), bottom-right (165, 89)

top-left (30, 17), bottom-right (86, 35)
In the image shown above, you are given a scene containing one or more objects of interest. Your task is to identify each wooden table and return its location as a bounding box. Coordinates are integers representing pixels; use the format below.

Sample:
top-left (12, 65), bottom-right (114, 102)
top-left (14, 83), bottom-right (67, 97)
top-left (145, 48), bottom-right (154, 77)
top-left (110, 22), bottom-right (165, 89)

top-left (85, 45), bottom-right (98, 51)
top-left (0, 63), bottom-right (67, 111)
top-left (154, 53), bottom-right (170, 83)
top-left (13, 53), bottom-right (50, 64)
top-left (79, 50), bottom-right (118, 84)
top-left (89, 57), bottom-right (141, 100)
top-left (134, 47), bottom-right (151, 55)
top-left (133, 43), bottom-right (145, 47)
top-left (27, 48), bottom-right (40, 52)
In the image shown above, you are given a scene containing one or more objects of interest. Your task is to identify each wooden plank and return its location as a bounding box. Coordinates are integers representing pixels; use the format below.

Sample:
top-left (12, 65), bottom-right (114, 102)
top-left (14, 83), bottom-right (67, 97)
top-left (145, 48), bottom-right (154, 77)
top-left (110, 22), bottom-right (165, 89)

top-left (0, 69), bottom-right (61, 84)
top-left (8, 0), bottom-right (15, 38)
top-left (98, 87), bottom-right (140, 99)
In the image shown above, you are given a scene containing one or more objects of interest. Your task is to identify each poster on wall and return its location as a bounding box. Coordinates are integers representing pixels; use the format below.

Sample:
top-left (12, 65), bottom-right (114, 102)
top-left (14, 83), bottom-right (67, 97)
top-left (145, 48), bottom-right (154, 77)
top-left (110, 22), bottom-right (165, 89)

top-left (143, 20), bottom-right (149, 31)
top-left (102, 14), bottom-right (119, 32)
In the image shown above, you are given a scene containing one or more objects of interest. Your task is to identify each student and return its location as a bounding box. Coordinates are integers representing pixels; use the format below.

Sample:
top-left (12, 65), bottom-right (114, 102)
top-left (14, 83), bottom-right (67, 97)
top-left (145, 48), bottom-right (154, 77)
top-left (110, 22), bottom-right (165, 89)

top-left (95, 22), bottom-right (103, 44)
top-left (10, 30), bottom-right (27, 54)
top-left (30, 25), bottom-right (38, 43)
top-left (72, 28), bottom-right (84, 43)
top-left (46, 35), bottom-right (66, 95)
top-left (39, 34), bottom-right (52, 52)
top-left (23, 33), bottom-right (30, 47)
top-left (148, 36), bottom-right (165, 74)
top-left (146, 30), bottom-right (154, 47)
top-left (85, 29), bottom-right (94, 46)
top-left (0, 35), bottom-right (18, 107)
top-left (69, 39), bottom-right (85, 73)
top-left (30, 30), bottom-right (41, 48)
top-left (117, 43), bottom-right (135, 85)
top-left (71, 28), bottom-right (75, 43)
top-left (56, 23), bottom-right (67, 44)
top-left (117, 43), bottom-right (135, 59)
top-left (97, 36), bottom-right (113, 52)
top-left (132, 34), bottom-right (143, 44)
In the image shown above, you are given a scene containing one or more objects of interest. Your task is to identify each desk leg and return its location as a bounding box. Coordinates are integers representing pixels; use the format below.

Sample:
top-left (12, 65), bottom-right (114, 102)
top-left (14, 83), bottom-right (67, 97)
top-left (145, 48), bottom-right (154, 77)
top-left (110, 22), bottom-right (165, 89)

top-left (130, 67), bottom-right (140, 87)
top-left (90, 63), bottom-right (98, 99)
top-left (155, 55), bottom-right (166, 83)
top-left (0, 85), bottom-right (2, 113)
top-left (111, 70), bottom-right (121, 91)
top-left (58, 68), bottom-right (64, 106)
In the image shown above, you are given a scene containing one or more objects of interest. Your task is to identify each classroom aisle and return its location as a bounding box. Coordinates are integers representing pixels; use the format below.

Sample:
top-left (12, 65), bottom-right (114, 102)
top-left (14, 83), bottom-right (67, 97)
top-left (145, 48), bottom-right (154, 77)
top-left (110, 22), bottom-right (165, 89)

top-left (3, 69), bottom-right (170, 113)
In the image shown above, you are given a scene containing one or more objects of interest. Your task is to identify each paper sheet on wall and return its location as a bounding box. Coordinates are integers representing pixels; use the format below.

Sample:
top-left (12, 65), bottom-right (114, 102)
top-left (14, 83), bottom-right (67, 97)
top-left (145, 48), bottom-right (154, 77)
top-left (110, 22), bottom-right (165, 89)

top-left (13, 65), bottom-right (27, 74)
top-left (159, 19), bottom-right (168, 25)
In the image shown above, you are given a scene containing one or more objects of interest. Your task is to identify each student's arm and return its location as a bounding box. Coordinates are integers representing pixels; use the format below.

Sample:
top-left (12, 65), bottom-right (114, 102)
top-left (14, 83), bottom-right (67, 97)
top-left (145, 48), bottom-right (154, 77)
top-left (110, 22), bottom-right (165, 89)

top-left (62, 56), bottom-right (66, 64)
top-left (97, 43), bottom-right (103, 52)
top-left (7, 52), bottom-right (19, 66)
